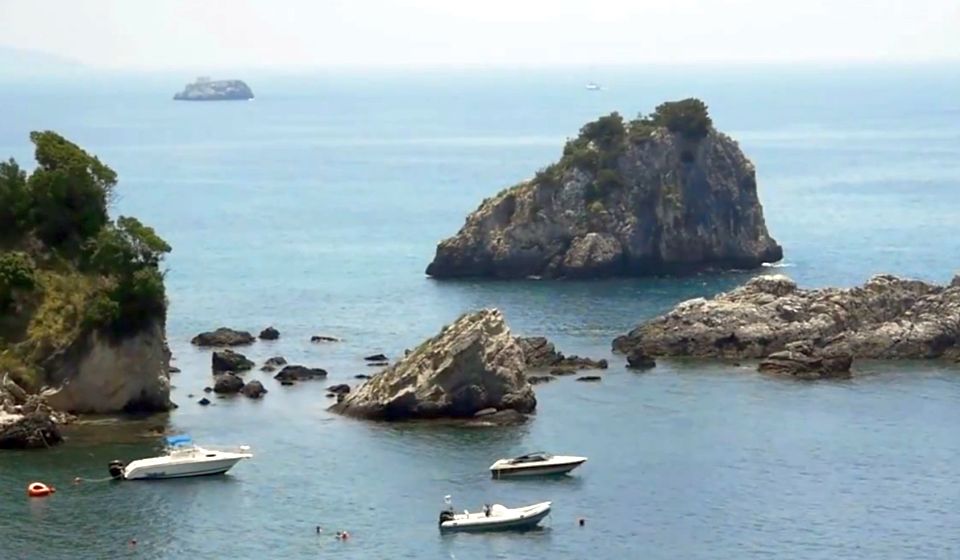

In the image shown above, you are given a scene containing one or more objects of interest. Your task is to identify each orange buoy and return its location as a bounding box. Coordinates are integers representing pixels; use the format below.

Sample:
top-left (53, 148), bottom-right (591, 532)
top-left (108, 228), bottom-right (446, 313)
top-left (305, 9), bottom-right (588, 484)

top-left (27, 482), bottom-right (55, 497)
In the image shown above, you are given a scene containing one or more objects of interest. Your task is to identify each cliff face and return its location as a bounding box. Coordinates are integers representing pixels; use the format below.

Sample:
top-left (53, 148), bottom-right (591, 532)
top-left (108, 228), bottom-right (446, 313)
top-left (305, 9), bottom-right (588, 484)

top-left (426, 103), bottom-right (782, 279)
top-left (173, 79), bottom-right (254, 101)
top-left (613, 274), bottom-right (960, 361)
top-left (42, 320), bottom-right (171, 414)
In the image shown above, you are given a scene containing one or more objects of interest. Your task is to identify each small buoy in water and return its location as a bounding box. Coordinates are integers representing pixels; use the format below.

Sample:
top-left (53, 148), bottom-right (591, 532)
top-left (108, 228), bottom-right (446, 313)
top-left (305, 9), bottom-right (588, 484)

top-left (578, 518), bottom-right (586, 527)
top-left (73, 477), bottom-right (82, 484)
top-left (27, 482), bottom-right (55, 497)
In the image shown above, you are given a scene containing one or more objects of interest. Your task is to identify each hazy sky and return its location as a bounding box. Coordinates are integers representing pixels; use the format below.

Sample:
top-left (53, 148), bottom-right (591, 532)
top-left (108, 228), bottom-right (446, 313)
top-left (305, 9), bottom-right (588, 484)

top-left (1, 0), bottom-right (958, 70)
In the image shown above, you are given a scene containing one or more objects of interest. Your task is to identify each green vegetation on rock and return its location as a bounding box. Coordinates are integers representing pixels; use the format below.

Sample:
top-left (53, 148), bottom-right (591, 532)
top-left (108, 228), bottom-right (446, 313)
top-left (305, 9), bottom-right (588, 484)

top-left (0, 132), bottom-right (170, 388)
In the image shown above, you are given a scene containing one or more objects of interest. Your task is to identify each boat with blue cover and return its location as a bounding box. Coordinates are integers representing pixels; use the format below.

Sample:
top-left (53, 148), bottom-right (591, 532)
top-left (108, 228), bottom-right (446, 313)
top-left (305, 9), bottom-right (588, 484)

top-left (107, 435), bottom-right (253, 480)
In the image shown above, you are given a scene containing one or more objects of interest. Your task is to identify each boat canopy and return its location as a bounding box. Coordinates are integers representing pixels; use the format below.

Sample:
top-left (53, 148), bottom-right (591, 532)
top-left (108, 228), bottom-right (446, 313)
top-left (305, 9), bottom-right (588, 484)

top-left (166, 434), bottom-right (193, 447)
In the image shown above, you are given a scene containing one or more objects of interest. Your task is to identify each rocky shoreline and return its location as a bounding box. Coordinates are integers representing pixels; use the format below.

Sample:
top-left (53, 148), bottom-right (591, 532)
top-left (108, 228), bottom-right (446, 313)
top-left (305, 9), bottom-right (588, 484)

top-left (613, 273), bottom-right (960, 378)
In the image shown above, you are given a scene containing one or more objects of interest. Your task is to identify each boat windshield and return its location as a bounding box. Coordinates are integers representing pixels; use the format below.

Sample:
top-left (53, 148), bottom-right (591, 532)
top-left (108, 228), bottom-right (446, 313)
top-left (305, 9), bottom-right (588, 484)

top-left (510, 452), bottom-right (551, 464)
top-left (165, 434), bottom-right (193, 447)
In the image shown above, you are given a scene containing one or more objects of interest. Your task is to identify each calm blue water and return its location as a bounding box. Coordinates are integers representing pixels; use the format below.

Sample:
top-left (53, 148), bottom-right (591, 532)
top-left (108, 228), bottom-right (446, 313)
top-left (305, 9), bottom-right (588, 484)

top-left (1, 65), bottom-right (959, 559)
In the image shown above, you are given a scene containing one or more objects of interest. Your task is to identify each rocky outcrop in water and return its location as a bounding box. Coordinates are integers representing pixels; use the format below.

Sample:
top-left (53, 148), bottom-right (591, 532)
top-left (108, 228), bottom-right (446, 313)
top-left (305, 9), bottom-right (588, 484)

top-left (241, 380), bottom-right (267, 399)
top-left (259, 327), bottom-right (279, 340)
top-left (173, 78), bottom-right (254, 101)
top-left (212, 349), bottom-right (254, 373)
top-left (260, 356), bottom-right (287, 372)
top-left (613, 274), bottom-right (960, 362)
top-left (426, 100), bottom-right (781, 279)
top-left (273, 365), bottom-right (328, 382)
top-left (213, 373), bottom-right (244, 394)
top-left (516, 336), bottom-right (608, 370)
top-left (192, 328), bottom-right (255, 347)
top-left (331, 309), bottom-right (536, 420)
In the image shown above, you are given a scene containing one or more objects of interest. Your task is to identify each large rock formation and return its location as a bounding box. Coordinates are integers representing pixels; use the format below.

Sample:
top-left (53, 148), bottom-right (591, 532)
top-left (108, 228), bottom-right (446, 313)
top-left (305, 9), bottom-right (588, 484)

top-left (331, 309), bottom-right (536, 420)
top-left (212, 349), bottom-right (254, 373)
top-left (191, 328), bottom-right (255, 347)
top-left (426, 101), bottom-right (781, 279)
top-left (173, 78), bottom-right (254, 101)
top-left (41, 320), bottom-right (172, 414)
top-left (613, 274), bottom-right (960, 361)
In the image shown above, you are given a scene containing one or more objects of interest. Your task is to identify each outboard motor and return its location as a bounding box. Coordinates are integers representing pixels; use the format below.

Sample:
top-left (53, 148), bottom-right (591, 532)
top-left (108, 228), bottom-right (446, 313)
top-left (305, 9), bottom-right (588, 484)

top-left (438, 509), bottom-right (455, 525)
top-left (108, 460), bottom-right (125, 480)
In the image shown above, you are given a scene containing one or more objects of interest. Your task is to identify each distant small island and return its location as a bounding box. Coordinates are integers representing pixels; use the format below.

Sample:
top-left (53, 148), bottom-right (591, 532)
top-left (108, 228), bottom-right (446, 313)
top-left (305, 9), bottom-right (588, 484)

top-left (173, 77), bottom-right (254, 101)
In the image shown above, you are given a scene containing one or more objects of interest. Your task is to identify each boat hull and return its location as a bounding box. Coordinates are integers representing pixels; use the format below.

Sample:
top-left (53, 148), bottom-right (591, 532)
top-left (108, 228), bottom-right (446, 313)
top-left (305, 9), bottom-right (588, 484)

top-left (491, 459), bottom-right (586, 478)
top-left (123, 457), bottom-right (244, 480)
top-left (440, 502), bottom-right (551, 533)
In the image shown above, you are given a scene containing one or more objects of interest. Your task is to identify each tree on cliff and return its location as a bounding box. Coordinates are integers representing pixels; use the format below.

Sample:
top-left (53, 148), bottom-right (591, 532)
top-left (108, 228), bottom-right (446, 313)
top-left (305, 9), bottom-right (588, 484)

top-left (0, 132), bottom-right (170, 386)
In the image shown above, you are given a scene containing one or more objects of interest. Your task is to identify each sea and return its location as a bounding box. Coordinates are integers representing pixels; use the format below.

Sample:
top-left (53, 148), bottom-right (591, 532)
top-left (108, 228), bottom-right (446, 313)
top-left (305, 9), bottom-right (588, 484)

top-left (0, 64), bottom-right (958, 559)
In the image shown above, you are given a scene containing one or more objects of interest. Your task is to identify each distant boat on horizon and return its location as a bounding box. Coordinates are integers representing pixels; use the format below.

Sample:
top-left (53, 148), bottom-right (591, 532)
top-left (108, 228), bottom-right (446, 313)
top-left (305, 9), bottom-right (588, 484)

top-left (585, 82), bottom-right (601, 91)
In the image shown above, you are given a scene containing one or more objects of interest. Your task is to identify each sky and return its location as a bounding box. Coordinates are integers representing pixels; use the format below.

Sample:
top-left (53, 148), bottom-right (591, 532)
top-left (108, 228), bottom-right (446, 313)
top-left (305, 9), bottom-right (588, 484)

top-left (0, 0), bottom-right (958, 70)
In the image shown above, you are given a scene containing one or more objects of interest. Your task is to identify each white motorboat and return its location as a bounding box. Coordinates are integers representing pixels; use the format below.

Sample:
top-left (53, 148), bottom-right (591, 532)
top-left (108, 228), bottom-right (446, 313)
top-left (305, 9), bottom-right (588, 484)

top-left (108, 435), bottom-right (252, 480)
top-left (490, 452), bottom-right (587, 478)
top-left (438, 496), bottom-right (551, 532)
top-left (585, 81), bottom-right (601, 91)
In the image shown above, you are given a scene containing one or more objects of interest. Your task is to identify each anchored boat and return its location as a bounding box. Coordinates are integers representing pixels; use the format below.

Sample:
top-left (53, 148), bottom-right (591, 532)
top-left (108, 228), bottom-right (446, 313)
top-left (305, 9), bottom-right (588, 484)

top-left (490, 452), bottom-right (587, 478)
top-left (108, 435), bottom-right (252, 480)
top-left (438, 496), bottom-right (551, 532)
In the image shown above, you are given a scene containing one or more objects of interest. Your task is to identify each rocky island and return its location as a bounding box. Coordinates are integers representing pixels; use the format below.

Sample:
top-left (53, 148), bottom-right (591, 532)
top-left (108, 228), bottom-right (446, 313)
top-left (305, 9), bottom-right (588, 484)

top-left (613, 274), bottom-right (960, 377)
top-left (426, 99), bottom-right (782, 279)
top-left (331, 309), bottom-right (537, 423)
top-left (0, 132), bottom-right (173, 448)
top-left (173, 77), bottom-right (254, 101)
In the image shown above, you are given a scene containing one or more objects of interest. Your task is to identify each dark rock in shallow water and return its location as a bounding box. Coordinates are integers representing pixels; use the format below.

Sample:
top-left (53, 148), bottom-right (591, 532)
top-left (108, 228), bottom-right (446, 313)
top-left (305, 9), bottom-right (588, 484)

top-left (260, 356), bottom-right (287, 372)
top-left (198, 397), bottom-right (211, 406)
top-left (613, 274), bottom-right (960, 361)
top-left (213, 373), bottom-right (244, 394)
top-left (466, 409), bottom-right (528, 426)
top-left (425, 107), bottom-right (781, 280)
top-left (259, 327), bottom-right (280, 340)
top-left (191, 328), bottom-right (255, 347)
top-left (576, 375), bottom-right (602, 382)
top-left (311, 335), bottom-right (340, 343)
top-left (212, 349), bottom-right (254, 373)
top-left (556, 356), bottom-right (607, 370)
top-left (366, 361), bottom-right (389, 367)
top-left (274, 365), bottom-right (328, 382)
top-left (203, 386), bottom-right (213, 393)
top-left (332, 309), bottom-right (536, 421)
top-left (280, 380), bottom-right (295, 386)
top-left (168, 366), bottom-right (181, 373)
top-left (241, 380), bottom-right (268, 399)
top-left (626, 349), bottom-right (656, 370)
top-left (757, 341), bottom-right (853, 380)
top-left (327, 384), bottom-right (350, 395)
top-left (354, 374), bottom-right (372, 380)
top-left (364, 353), bottom-right (388, 362)
top-left (549, 366), bottom-right (578, 376)
top-left (527, 375), bottom-right (554, 385)
top-left (174, 78), bottom-right (254, 101)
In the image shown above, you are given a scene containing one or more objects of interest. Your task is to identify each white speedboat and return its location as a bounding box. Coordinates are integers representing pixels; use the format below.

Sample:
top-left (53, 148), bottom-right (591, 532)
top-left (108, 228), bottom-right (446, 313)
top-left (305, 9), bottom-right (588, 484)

top-left (108, 435), bottom-right (252, 480)
top-left (585, 81), bottom-right (601, 91)
top-left (490, 452), bottom-right (587, 478)
top-left (438, 497), bottom-right (551, 532)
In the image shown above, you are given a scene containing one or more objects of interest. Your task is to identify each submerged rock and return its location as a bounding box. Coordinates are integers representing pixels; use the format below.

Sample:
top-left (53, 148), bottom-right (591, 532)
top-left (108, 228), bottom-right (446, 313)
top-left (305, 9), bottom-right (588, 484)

top-left (516, 336), bottom-right (607, 371)
top-left (259, 327), bottom-right (280, 340)
top-left (614, 274), bottom-right (960, 362)
top-left (527, 375), bottom-right (554, 385)
top-left (576, 375), bottom-right (602, 382)
top-left (626, 349), bottom-right (656, 370)
top-left (274, 365), bottom-right (328, 382)
top-left (241, 380), bottom-right (268, 399)
top-left (213, 373), bottom-right (244, 394)
top-left (366, 361), bottom-right (389, 367)
top-left (198, 397), bottom-right (211, 406)
top-left (426, 102), bottom-right (781, 279)
top-left (311, 335), bottom-right (340, 343)
top-left (260, 356), bottom-right (287, 372)
top-left (364, 353), bottom-right (388, 362)
top-left (212, 349), bottom-right (254, 373)
top-left (191, 328), bottom-right (255, 347)
top-left (331, 309), bottom-right (536, 420)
